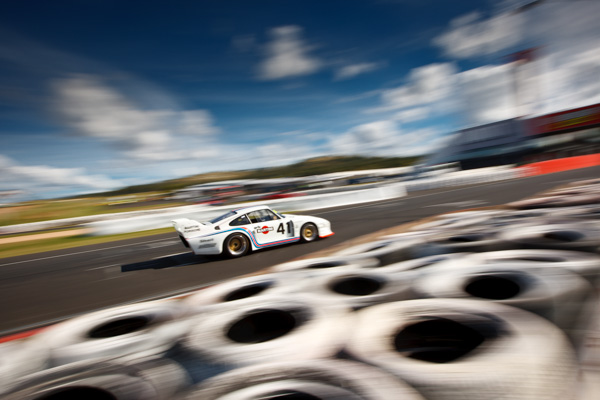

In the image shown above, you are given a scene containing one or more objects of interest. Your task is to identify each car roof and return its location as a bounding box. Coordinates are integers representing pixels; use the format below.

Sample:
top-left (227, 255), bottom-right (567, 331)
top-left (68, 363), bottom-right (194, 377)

top-left (231, 205), bottom-right (273, 215)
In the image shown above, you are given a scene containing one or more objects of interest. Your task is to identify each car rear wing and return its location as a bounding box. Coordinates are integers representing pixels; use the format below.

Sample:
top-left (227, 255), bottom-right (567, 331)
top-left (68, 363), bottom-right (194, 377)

top-left (171, 218), bottom-right (204, 236)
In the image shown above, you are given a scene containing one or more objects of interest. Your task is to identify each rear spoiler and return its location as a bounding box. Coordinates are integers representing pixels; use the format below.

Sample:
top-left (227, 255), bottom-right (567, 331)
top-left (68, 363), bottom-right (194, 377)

top-left (171, 218), bottom-right (204, 236)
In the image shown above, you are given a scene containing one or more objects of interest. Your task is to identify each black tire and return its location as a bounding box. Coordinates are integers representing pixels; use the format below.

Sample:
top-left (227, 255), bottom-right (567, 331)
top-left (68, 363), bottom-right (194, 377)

top-left (224, 234), bottom-right (250, 258)
top-left (300, 223), bottom-right (318, 242)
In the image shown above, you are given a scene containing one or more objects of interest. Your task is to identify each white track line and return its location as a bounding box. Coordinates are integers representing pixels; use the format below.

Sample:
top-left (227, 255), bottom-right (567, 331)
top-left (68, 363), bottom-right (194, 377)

top-left (0, 237), bottom-right (171, 267)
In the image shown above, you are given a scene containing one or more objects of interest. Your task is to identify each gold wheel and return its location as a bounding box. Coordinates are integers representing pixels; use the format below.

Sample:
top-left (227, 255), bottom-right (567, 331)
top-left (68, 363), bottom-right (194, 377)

top-left (225, 234), bottom-right (249, 257)
top-left (301, 223), bottom-right (318, 242)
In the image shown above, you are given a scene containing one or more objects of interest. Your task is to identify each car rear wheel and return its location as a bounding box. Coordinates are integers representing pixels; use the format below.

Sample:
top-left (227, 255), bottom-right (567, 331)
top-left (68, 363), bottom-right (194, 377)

top-left (225, 234), bottom-right (250, 258)
top-left (301, 223), bottom-right (318, 242)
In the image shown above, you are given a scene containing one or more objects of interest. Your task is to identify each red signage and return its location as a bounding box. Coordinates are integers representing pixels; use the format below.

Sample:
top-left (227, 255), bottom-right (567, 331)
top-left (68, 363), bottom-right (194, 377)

top-left (528, 103), bottom-right (600, 135)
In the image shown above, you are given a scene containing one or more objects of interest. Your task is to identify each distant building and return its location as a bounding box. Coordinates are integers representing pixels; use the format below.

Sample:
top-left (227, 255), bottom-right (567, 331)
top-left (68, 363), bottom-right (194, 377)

top-left (427, 103), bottom-right (600, 169)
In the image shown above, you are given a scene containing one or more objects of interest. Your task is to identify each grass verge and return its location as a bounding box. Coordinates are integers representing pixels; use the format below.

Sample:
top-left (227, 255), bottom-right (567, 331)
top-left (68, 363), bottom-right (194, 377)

top-left (0, 227), bottom-right (175, 260)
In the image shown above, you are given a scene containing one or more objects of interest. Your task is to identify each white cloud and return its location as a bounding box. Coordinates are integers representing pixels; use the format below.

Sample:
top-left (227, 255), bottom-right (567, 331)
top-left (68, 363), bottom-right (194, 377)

top-left (433, 10), bottom-right (524, 59)
top-left (327, 120), bottom-right (437, 157)
top-left (432, 0), bottom-right (600, 119)
top-left (458, 64), bottom-right (518, 125)
top-left (0, 154), bottom-right (122, 197)
top-left (52, 75), bottom-right (221, 161)
top-left (258, 26), bottom-right (321, 80)
top-left (334, 62), bottom-right (383, 81)
top-left (369, 63), bottom-right (458, 117)
top-left (393, 107), bottom-right (429, 123)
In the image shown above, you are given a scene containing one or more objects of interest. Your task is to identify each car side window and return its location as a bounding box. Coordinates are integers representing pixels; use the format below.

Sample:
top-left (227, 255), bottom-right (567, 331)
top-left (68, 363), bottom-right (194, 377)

top-left (247, 211), bottom-right (261, 224)
top-left (263, 210), bottom-right (280, 220)
top-left (230, 214), bottom-right (251, 226)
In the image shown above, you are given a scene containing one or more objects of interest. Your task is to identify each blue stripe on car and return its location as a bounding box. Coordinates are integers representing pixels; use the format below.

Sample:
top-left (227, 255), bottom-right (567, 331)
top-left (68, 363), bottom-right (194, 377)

top-left (206, 227), bottom-right (300, 249)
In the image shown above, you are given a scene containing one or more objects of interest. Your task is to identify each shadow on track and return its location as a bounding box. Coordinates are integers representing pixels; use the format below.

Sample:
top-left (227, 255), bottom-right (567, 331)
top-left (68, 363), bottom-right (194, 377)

top-left (121, 252), bottom-right (213, 272)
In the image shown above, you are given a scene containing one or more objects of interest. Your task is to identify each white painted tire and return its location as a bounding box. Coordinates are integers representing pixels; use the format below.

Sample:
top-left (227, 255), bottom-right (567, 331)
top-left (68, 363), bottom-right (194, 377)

top-left (37, 300), bottom-right (190, 366)
top-left (376, 253), bottom-right (470, 275)
top-left (334, 238), bottom-right (439, 266)
top-left (1, 357), bottom-right (189, 400)
top-left (498, 223), bottom-right (600, 253)
top-left (183, 272), bottom-right (301, 308)
top-left (345, 299), bottom-right (577, 400)
top-left (296, 269), bottom-right (415, 310)
top-left (424, 228), bottom-right (509, 254)
top-left (182, 295), bottom-right (351, 368)
top-left (462, 249), bottom-right (600, 284)
top-left (178, 359), bottom-right (426, 400)
top-left (413, 263), bottom-right (592, 330)
top-left (409, 210), bottom-right (504, 232)
top-left (270, 255), bottom-right (380, 273)
top-left (0, 339), bottom-right (49, 395)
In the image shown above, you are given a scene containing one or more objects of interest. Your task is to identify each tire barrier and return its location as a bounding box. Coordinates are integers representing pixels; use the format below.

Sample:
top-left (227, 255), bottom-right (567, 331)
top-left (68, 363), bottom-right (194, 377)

top-left (459, 249), bottom-right (600, 284)
top-left (183, 273), bottom-right (301, 308)
top-left (36, 300), bottom-right (190, 366)
top-left (423, 228), bottom-right (509, 254)
top-left (412, 263), bottom-right (592, 330)
top-left (499, 223), bottom-right (600, 253)
top-left (509, 193), bottom-right (600, 209)
top-left (410, 210), bottom-right (503, 232)
top-left (334, 238), bottom-right (438, 266)
top-left (1, 358), bottom-right (189, 400)
top-left (0, 340), bottom-right (49, 395)
top-left (270, 255), bottom-right (380, 273)
top-left (344, 299), bottom-right (577, 400)
top-left (375, 253), bottom-right (470, 275)
top-left (295, 269), bottom-right (414, 310)
top-left (182, 296), bottom-right (351, 376)
top-left (177, 359), bottom-right (426, 400)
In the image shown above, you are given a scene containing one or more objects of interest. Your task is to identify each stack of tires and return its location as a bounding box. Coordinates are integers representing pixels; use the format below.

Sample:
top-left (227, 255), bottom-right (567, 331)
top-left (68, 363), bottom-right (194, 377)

top-left (2, 179), bottom-right (600, 399)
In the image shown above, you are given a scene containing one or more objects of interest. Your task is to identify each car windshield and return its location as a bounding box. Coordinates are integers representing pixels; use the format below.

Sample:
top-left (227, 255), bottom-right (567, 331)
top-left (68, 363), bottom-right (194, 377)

top-left (209, 211), bottom-right (237, 224)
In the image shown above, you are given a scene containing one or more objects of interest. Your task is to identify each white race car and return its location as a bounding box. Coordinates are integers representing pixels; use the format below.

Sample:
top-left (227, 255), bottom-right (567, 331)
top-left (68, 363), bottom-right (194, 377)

top-left (172, 205), bottom-right (334, 258)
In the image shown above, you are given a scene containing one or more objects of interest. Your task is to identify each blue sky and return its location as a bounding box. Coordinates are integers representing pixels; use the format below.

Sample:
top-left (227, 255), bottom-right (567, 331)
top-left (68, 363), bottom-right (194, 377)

top-left (1, 0), bottom-right (600, 201)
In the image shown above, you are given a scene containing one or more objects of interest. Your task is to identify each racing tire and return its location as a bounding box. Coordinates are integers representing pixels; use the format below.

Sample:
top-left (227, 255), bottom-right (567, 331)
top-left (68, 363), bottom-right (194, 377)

top-left (334, 238), bottom-right (439, 266)
top-left (182, 295), bottom-right (351, 375)
top-left (183, 272), bottom-right (301, 308)
top-left (376, 252), bottom-right (469, 275)
top-left (224, 233), bottom-right (250, 258)
top-left (463, 249), bottom-right (600, 284)
top-left (36, 300), bottom-right (190, 366)
top-left (297, 269), bottom-right (415, 310)
top-left (270, 255), bottom-right (380, 274)
top-left (344, 299), bottom-right (577, 400)
top-left (498, 222), bottom-right (600, 253)
top-left (300, 223), bottom-right (318, 242)
top-left (412, 263), bottom-right (592, 330)
top-left (178, 359), bottom-right (426, 400)
top-left (1, 358), bottom-right (189, 400)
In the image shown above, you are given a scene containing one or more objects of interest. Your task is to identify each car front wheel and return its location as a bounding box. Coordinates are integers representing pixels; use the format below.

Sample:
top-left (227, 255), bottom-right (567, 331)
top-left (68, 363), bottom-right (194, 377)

top-left (300, 223), bottom-right (318, 242)
top-left (224, 234), bottom-right (250, 258)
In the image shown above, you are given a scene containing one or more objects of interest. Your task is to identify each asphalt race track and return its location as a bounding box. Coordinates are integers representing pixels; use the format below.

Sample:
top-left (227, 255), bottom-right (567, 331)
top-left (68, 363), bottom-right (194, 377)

top-left (2, 166), bottom-right (600, 335)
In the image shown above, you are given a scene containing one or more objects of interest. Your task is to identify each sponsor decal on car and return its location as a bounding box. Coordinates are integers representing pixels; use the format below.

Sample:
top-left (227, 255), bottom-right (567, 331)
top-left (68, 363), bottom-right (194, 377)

top-left (255, 225), bottom-right (274, 234)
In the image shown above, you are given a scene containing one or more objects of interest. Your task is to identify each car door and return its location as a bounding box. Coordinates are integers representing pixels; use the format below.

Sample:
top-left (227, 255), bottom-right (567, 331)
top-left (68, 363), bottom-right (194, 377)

top-left (247, 209), bottom-right (290, 245)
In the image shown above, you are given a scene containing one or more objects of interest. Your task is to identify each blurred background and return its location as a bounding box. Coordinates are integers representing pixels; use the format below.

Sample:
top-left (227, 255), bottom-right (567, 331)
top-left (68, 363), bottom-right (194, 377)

top-left (1, 0), bottom-right (599, 210)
